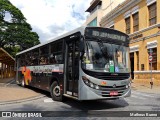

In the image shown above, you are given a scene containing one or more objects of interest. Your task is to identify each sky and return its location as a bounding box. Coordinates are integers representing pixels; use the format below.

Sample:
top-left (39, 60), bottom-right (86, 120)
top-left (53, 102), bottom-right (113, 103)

top-left (9, 0), bottom-right (92, 43)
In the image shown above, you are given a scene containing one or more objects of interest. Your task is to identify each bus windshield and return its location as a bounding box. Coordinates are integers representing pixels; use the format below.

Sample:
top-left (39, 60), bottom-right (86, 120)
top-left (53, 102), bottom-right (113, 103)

top-left (81, 40), bottom-right (130, 73)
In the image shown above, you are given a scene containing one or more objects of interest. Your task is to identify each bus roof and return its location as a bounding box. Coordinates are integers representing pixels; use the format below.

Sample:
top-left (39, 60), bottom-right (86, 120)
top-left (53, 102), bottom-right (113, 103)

top-left (16, 26), bottom-right (86, 56)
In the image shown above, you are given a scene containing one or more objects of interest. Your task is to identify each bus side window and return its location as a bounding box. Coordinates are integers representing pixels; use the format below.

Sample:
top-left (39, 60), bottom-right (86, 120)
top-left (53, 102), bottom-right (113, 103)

top-left (55, 54), bottom-right (62, 64)
top-left (40, 56), bottom-right (49, 65)
top-left (50, 54), bottom-right (57, 64)
top-left (39, 45), bottom-right (49, 65)
top-left (50, 41), bottom-right (63, 64)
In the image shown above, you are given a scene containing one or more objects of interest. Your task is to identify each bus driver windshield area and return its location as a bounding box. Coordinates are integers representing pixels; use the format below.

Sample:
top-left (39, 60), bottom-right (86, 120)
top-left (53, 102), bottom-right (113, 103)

top-left (82, 40), bottom-right (130, 73)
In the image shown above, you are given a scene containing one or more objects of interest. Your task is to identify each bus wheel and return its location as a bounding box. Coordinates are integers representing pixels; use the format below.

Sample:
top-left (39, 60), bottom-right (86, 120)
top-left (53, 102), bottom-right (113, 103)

top-left (50, 81), bottom-right (63, 101)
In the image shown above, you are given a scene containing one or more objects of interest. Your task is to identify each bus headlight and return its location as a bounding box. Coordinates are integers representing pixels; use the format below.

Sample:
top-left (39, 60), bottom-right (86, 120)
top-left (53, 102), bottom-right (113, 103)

top-left (126, 85), bottom-right (129, 88)
top-left (90, 83), bottom-right (94, 88)
top-left (82, 76), bottom-right (99, 90)
top-left (128, 82), bottom-right (131, 87)
top-left (95, 85), bottom-right (99, 89)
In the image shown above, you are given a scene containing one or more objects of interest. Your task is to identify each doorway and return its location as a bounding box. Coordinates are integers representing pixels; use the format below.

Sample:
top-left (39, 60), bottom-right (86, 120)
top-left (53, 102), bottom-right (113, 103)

top-left (130, 52), bottom-right (134, 79)
top-left (65, 39), bottom-right (79, 97)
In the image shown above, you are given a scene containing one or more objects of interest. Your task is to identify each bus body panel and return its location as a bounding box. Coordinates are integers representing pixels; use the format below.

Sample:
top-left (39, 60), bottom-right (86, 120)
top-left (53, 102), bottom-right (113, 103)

top-left (17, 64), bottom-right (64, 91)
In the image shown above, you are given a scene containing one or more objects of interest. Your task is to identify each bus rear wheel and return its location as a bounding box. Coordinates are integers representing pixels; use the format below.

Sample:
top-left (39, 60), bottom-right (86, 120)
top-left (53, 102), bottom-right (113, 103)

top-left (50, 81), bottom-right (63, 101)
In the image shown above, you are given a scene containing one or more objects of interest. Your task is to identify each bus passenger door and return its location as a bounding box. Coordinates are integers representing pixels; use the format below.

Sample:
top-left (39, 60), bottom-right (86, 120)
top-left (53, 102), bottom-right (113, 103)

top-left (65, 39), bottom-right (79, 97)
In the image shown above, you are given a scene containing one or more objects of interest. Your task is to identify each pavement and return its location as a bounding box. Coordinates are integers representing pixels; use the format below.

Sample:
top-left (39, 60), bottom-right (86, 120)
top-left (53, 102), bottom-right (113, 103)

top-left (0, 78), bottom-right (159, 105)
top-left (132, 79), bottom-right (160, 94)
top-left (0, 78), bottom-right (46, 105)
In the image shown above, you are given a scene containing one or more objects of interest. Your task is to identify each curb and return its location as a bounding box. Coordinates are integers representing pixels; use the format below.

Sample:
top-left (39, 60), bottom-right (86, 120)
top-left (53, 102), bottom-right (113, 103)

top-left (0, 84), bottom-right (23, 88)
top-left (0, 95), bottom-right (46, 105)
top-left (131, 85), bottom-right (160, 95)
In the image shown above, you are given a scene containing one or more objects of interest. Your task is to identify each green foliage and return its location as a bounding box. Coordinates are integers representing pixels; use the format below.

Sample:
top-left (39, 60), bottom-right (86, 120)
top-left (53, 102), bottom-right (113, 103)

top-left (0, 0), bottom-right (40, 57)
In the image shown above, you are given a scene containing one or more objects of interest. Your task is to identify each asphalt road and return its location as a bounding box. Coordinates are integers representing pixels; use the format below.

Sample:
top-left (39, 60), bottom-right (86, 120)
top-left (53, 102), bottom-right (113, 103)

top-left (0, 86), bottom-right (160, 120)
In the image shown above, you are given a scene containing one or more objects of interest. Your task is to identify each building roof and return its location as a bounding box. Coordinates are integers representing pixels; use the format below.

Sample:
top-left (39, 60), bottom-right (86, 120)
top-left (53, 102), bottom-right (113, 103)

top-left (0, 48), bottom-right (15, 66)
top-left (85, 0), bottom-right (102, 12)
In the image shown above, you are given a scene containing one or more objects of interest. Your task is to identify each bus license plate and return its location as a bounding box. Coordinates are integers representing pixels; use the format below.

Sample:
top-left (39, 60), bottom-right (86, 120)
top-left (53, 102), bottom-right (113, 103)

top-left (110, 91), bottom-right (118, 96)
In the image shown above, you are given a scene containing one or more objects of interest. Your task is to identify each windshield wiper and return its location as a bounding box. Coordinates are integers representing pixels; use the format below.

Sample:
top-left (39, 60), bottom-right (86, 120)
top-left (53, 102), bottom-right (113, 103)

top-left (96, 38), bottom-right (111, 60)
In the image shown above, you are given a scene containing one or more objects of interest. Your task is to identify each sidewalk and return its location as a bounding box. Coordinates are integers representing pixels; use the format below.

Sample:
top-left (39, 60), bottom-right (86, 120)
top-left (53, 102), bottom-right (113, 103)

top-left (0, 86), bottom-right (45, 103)
top-left (0, 84), bottom-right (46, 105)
top-left (0, 78), bottom-right (46, 105)
top-left (0, 77), bottom-right (15, 84)
top-left (131, 79), bottom-right (160, 94)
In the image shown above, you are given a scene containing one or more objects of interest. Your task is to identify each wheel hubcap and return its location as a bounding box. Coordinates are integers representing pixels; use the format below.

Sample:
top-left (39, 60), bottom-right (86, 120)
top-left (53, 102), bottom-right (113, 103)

top-left (53, 86), bottom-right (60, 97)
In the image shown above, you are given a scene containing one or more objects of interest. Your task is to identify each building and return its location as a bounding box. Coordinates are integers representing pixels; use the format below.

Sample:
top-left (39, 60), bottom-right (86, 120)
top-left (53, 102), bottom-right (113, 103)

top-left (85, 0), bottom-right (125, 27)
top-left (0, 48), bottom-right (15, 79)
top-left (100, 0), bottom-right (160, 84)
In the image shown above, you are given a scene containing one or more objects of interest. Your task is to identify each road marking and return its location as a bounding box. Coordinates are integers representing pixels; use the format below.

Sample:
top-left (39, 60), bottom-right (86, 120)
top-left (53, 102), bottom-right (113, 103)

top-left (5, 80), bottom-right (15, 86)
top-left (44, 98), bottom-right (54, 103)
top-left (124, 98), bottom-right (139, 104)
top-left (131, 95), bottom-right (146, 100)
top-left (132, 91), bottom-right (154, 97)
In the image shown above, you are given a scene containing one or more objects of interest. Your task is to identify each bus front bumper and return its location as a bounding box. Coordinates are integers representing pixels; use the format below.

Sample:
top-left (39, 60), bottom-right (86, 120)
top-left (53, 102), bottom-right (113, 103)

top-left (79, 84), bottom-right (131, 100)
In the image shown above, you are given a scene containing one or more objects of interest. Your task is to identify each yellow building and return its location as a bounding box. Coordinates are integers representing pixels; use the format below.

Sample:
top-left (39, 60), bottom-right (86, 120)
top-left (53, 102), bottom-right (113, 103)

top-left (100, 0), bottom-right (160, 84)
top-left (84, 0), bottom-right (125, 27)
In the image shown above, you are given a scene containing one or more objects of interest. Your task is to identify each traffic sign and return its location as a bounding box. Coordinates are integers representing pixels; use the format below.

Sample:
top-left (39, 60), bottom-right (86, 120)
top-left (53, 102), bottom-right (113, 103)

top-left (149, 55), bottom-right (152, 62)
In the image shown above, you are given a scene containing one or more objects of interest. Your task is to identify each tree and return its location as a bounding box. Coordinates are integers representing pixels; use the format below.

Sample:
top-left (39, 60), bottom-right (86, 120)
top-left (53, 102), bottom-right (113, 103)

top-left (0, 0), bottom-right (40, 57)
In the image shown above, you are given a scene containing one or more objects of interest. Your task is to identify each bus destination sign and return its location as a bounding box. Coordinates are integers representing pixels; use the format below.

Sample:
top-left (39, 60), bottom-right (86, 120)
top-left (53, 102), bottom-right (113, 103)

top-left (92, 30), bottom-right (126, 42)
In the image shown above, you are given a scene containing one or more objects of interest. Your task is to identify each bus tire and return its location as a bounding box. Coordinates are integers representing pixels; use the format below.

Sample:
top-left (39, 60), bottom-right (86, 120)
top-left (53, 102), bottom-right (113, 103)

top-left (50, 81), bottom-right (63, 101)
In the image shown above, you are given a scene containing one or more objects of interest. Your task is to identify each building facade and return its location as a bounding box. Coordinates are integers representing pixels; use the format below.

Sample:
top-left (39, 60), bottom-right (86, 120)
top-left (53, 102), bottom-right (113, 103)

top-left (84, 0), bottom-right (125, 27)
top-left (100, 0), bottom-right (160, 84)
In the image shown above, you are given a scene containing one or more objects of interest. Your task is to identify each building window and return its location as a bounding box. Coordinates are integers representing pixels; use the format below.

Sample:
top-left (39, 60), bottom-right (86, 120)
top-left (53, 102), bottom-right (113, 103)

top-left (136, 51), bottom-right (139, 70)
top-left (125, 17), bottom-right (130, 34)
top-left (133, 13), bottom-right (139, 32)
top-left (88, 18), bottom-right (97, 27)
top-left (141, 64), bottom-right (144, 71)
top-left (149, 48), bottom-right (157, 70)
top-left (148, 2), bottom-right (157, 26)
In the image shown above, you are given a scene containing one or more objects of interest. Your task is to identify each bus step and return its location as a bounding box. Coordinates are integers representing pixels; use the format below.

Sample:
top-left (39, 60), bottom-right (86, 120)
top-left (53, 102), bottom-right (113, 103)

top-left (63, 94), bottom-right (78, 100)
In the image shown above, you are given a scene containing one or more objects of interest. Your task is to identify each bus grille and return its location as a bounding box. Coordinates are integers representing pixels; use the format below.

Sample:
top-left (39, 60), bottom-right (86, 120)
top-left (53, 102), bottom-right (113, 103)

top-left (83, 69), bottom-right (130, 80)
top-left (93, 75), bottom-right (129, 80)
top-left (95, 85), bottom-right (128, 97)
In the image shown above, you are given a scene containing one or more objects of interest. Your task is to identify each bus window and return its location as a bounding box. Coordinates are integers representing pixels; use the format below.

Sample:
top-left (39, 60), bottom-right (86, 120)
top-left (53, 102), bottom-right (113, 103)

top-left (40, 55), bottom-right (49, 65)
top-left (33, 49), bottom-right (39, 65)
top-left (51, 41), bottom-right (62, 53)
top-left (49, 41), bottom-right (63, 64)
top-left (49, 53), bottom-right (62, 64)
top-left (40, 45), bottom-right (49, 55)
top-left (25, 52), bottom-right (32, 66)
top-left (39, 45), bottom-right (49, 65)
top-left (55, 54), bottom-right (63, 64)
top-left (50, 54), bottom-right (57, 64)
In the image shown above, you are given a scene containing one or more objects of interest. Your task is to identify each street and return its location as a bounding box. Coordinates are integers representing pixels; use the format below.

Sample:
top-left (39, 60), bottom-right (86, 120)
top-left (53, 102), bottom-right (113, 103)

top-left (0, 85), bottom-right (160, 120)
